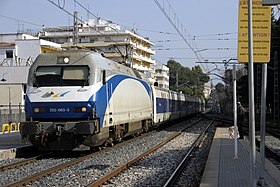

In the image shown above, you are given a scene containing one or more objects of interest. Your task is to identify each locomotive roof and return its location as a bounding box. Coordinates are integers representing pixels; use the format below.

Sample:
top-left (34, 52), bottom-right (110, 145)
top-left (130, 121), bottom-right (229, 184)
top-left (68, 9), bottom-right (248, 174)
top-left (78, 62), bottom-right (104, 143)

top-left (31, 49), bottom-right (151, 83)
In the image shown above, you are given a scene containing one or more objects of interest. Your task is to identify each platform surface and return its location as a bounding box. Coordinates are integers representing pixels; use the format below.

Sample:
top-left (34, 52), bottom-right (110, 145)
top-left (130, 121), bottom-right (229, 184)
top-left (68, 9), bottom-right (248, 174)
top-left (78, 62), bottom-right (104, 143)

top-left (200, 127), bottom-right (280, 187)
top-left (0, 132), bottom-right (32, 160)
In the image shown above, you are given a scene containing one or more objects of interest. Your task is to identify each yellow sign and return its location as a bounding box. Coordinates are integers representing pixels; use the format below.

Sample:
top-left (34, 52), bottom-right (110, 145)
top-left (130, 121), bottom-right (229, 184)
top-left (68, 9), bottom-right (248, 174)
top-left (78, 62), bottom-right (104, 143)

top-left (238, 0), bottom-right (271, 63)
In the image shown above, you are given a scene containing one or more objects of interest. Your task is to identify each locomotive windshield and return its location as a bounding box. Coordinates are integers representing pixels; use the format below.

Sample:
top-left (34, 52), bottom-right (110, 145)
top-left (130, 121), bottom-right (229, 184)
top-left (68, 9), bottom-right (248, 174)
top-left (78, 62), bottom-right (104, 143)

top-left (34, 66), bottom-right (89, 87)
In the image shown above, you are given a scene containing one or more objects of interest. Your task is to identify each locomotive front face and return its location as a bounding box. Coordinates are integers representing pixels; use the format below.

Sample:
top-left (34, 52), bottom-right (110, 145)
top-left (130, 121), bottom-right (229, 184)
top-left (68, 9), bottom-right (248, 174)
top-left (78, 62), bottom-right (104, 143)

top-left (25, 65), bottom-right (95, 121)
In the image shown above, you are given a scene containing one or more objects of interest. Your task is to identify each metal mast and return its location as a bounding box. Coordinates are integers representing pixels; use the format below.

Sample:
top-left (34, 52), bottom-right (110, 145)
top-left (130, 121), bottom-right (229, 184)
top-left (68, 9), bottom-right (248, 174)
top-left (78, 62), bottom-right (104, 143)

top-left (274, 51), bottom-right (279, 120)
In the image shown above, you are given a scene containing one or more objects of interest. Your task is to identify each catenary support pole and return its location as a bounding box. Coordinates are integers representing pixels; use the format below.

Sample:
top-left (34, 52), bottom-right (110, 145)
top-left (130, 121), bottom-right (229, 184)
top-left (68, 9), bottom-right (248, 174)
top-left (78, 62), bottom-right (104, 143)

top-left (259, 64), bottom-right (267, 186)
top-left (233, 64), bottom-right (238, 158)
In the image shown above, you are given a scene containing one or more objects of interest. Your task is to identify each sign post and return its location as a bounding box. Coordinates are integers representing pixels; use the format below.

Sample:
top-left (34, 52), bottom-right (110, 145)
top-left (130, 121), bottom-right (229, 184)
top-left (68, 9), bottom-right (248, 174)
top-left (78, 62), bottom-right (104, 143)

top-left (238, 0), bottom-right (271, 186)
top-left (233, 64), bottom-right (238, 159)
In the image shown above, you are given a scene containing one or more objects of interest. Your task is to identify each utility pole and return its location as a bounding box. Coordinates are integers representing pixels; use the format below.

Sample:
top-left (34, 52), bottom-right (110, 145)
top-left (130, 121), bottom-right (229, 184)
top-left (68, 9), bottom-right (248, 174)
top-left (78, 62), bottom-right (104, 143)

top-left (197, 59), bottom-right (239, 157)
top-left (73, 11), bottom-right (78, 46)
top-left (233, 64), bottom-right (238, 159)
top-left (176, 71), bottom-right (178, 92)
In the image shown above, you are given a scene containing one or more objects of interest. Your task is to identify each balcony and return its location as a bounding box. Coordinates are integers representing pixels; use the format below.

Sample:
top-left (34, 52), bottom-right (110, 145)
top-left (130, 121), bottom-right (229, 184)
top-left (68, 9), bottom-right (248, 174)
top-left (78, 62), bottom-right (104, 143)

top-left (130, 42), bottom-right (155, 55)
top-left (132, 53), bottom-right (155, 64)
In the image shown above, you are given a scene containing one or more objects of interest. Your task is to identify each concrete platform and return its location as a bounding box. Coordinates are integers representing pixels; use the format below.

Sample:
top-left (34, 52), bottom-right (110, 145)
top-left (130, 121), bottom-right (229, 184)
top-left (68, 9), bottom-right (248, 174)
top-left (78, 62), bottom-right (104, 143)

top-left (0, 132), bottom-right (32, 160)
top-left (200, 127), bottom-right (280, 187)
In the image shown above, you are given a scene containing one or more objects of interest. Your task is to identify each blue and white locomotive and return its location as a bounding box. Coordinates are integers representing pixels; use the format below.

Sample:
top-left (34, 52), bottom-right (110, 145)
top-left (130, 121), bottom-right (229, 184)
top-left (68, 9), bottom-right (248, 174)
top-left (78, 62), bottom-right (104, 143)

top-left (20, 50), bottom-right (204, 151)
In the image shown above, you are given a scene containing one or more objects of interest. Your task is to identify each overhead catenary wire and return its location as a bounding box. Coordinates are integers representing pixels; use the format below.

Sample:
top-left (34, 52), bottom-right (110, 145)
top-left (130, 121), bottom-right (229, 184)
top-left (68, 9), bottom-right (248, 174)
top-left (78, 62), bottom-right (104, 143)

top-left (193, 32), bottom-right (237, 38)
top-left (194, 38), bottom-right (238, 41)
top-left (137, 28), bottom-right (179, 35)
top-left (0, 14), bottom-right (43, 27)
top-left (73, 0), bottom-right (140, 60)
top-left (154, 0), bottom-right (239, 74)
top-left (157, 56), bottom-right (236, 60)
top-left (154, 0), bottom-right (206, 71)
top-left (47, 0), bottom-right (120, 45)
top-left (74, 0), bottom-right (162, 42)
top-left (47, 0), bottom-right (135, 61)
top-left (156, 47), bottom-right (237, 51)
top-left (192, 36), bottom-right (208, 69)
top-left (74, 0), bottom-right (128, 36)
top-left (49, 0), bottom-right (237, 77)
top-left (74, 0), bottom-right (234, 74)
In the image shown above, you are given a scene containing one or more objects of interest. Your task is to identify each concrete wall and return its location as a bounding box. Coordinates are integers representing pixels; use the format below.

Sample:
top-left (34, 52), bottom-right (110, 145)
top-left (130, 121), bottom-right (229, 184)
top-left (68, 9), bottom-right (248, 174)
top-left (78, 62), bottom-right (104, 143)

top-left (0, 84), bottom-right (25, 124)
top-left (0, 84), bottom-right (24, 106)
top-left (15, 39), bottom-right (41, 63)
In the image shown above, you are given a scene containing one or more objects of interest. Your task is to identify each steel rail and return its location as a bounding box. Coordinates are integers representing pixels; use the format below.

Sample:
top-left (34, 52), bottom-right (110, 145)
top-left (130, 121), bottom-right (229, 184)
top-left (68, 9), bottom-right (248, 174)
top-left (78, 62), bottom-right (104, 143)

top-left (4, 151), bottom-right (101, 187)
top-left (87, 118), bottom-right (203, 187)
top-left (163, 120), bottom-right (214, 187)
top-left (3, 129), bottom-right (166, 187)
top-left (0, 154), bottom-right (46, 172)
top-left (88, 132), bottom-right (181, 187)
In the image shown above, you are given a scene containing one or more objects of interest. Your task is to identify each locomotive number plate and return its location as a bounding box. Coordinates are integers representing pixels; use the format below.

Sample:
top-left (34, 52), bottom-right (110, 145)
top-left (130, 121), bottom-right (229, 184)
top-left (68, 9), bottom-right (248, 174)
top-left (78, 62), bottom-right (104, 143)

top-left (49, 107), bottom-right (70, 113)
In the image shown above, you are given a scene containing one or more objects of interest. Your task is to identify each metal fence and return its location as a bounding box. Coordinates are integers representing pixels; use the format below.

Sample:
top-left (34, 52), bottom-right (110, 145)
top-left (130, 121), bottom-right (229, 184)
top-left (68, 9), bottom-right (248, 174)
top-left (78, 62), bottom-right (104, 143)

top-left (0, 104), bottom-right (25, 127)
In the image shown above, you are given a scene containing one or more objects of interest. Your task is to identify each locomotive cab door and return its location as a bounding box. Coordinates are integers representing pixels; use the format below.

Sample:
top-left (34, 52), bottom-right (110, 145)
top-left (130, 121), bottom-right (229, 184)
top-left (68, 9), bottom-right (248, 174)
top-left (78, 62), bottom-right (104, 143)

top-left (151, 84), bottom-right (157, 124)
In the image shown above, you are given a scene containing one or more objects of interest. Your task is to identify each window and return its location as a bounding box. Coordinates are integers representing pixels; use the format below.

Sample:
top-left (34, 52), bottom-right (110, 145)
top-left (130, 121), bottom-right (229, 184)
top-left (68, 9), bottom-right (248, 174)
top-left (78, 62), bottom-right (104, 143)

top-left (90, 38), bottom-right (98, 43)
top-left (105, 37), bottom-right (111, 42)
top-left (6, 50), bottom-right (13, 58)
top-left (34, 66), bottom-right (89, 87)
top-left (156, 69), bottom-right (162, 74)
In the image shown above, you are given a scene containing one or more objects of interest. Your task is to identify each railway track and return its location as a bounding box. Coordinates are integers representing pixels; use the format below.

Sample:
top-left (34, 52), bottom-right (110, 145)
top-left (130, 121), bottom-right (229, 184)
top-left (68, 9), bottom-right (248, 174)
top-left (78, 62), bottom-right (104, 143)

top-left (163, 120), bottom-right (213, 186)
top-left (88, 131), bottom-right (183, 186)
top-left (1, 116), bottom-right (204, 186)
top-left (90, 119), bottom-right (214, 186)
top-left (1, 131), bottom-right (155, 187)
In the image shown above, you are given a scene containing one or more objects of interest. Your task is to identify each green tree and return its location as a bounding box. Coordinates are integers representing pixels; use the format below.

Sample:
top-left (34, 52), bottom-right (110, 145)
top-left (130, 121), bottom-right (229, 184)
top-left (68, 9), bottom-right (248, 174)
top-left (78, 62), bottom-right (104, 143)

top-left (167, 59), bottom-right (209, 98)
top-left (214, 83), bottom-right (227, 113)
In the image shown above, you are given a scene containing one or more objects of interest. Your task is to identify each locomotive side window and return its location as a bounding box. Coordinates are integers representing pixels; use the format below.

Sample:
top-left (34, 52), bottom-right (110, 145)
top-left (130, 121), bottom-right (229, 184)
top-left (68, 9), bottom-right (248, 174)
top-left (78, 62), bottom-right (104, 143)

top-left (34, 66), bottom-right (89, 87)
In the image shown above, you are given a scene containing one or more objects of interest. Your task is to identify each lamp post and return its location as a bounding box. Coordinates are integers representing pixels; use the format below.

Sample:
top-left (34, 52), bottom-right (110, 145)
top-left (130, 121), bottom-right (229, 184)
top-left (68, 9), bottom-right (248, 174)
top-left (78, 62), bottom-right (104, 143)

top-left (1, 72), bottom-right (12, 123)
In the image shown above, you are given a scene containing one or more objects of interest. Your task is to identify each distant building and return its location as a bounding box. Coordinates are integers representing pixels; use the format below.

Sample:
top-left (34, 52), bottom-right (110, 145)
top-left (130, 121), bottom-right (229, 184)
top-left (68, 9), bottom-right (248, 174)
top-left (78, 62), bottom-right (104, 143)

top-left (151, 63), bottom-right (169, 89)
top-left (0, 33), bottom-right (62, 66)
top-left (203, 85), bottom-right (212, 100)
top-left (39, 18), bottom-right (156, 71)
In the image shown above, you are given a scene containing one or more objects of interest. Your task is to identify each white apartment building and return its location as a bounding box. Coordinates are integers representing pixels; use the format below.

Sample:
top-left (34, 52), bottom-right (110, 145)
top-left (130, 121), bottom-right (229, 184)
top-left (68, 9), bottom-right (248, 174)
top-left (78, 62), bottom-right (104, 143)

top-left (39, 18), bottom-right (156, 71)
top-left (203, 85), bottom-right (212, 100)
top-left (151, 63), bottom-right (169, 89)
top-left (0, 33), bottom-right (62, 66)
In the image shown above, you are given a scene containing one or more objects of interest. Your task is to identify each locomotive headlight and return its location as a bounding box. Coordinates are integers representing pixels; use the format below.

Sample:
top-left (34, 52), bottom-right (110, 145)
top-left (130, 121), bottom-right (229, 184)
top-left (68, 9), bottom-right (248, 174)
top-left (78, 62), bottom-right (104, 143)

top-left (81, 107), bottom-right (87, 112)
top-left (64, 57), bottom-right (69, 63)
top-left (57, 57), bottom-right (70, 64)
top-left (34, 107), bottom-right (39, 113)
top-left (33, 107), bottom-right (45, 113)
top-left (75, 107), bottom-right (87, 112)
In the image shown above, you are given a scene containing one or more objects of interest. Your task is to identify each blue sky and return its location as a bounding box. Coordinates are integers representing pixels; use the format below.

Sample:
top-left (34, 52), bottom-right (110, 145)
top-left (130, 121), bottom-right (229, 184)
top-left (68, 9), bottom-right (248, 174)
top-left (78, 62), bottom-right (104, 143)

top-left (0, 0), bottom-right (241, 83)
